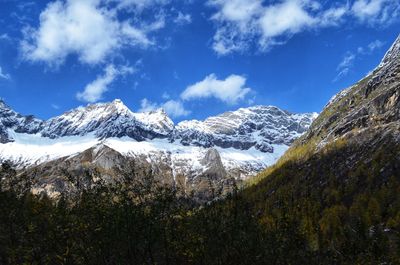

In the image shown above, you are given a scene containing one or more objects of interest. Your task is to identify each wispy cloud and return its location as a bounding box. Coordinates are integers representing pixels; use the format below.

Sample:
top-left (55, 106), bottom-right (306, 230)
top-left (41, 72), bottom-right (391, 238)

top-left (76, 64), bottom-right (135, 103)
top-left (0, 34), bottom-right (11, 41)
top-left (368, 39), bottom-right (385, 52)
top-left (0, 66), bottom-right (11, 80)
top-left (162, 92), bottom-right (170, 99)
top-left (334, 52), bottom-right (356, 82)
top-left (112, 0), bottom-right (170, 11)
top-left (17, 1), bottom-right (36, 11)
top-left (181, 73), bottom-right (251, 104)
top-left (51, 103), bottom-right (60, 110)
top-left (334, 39), bottom-right (386, 81)
top-left (352, 0), bottom-right (400, 25)
top-left (174, 12), bottom-right (192, 25)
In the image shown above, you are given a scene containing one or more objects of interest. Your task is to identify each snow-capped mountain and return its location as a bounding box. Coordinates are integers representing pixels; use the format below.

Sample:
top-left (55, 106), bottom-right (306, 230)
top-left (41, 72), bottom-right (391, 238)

top-left (0, 99), bottom-right (317, 199)
top-left (174, 106), bottom-right (317, 152)
top-left (0, 99), bottom-right (317, 158)
top-left (0, 99), bottom-right (317, 170)
top-left (41, 99), bottom-right (174, 140)
top-left (0, 100), bottom-right (43, 143)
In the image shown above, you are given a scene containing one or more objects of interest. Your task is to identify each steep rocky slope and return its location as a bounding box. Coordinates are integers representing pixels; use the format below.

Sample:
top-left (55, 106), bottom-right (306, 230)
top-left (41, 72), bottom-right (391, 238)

top-left (253, 34), bottom-right (400, 194)
top-left (302, 34), bottom-right (400, 149)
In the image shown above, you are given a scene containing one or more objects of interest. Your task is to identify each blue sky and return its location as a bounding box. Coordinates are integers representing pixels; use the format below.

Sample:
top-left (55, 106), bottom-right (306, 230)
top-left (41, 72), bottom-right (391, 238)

top-left (0, 0), bottom-right (399, 122)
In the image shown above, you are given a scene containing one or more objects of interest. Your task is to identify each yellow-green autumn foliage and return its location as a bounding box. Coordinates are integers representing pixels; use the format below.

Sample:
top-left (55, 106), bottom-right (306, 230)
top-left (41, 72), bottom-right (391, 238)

top-left (1, 135), bottom-right (400, 265)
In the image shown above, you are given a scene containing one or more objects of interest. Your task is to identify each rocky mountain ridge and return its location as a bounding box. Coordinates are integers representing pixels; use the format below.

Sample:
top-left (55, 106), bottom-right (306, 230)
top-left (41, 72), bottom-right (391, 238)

top-left (302, 34), bottom-right (400, 149)
top-left (0, 99), bottom-right (316, 199)
top-left (0, 99), bottom-right (316, 153)
top-left (0, 100), bottom-right (43, 143)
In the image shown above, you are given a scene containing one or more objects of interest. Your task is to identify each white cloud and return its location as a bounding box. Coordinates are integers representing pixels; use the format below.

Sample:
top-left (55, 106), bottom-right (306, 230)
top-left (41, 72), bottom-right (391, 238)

top-left (0, 67), bottom-right (10, 80)
top-left (181, 74), bottom-right (251, 104)
top-left (139, 98), bottom-right (190, 118)
top-left (174, 12), bottom-right (192, 25)
top-left (210, 0), bottom-right (262, 25)
top-left (21, 0), bottom-right (162, 66)
top-left (352, 0), bottom-right (384, 18)
top-left (318, 6), bottom-right (348, 27)
top-left (162, 92), bottom-right (170, 99)
top-left (76, 64), bottom-right (134, 102)
top-left (333, 52), bottom-right (356, 81)
top-left (112, 0), bottom-right (169, 11)
top-left (208, 0), bottom-right (399, 55)
top-left (51, 103), bottom-right (60, 109)
top-left (351, 0), bottom-right (400, 25)
top-left (139, 98), bottom-right (159, 112)
top-left (337, 52), bottom-right (355, 71)
top-left (162, 100), bottom-right (191, 117)
top-left (368, 39), bottom-right (384, 51)
top-left (0, 34), bottom-right (11, 41)
top-left (357, 39), bottom-right (385, 54)
top-left (209, 0), bottom-right (349, 54)
top-left (173, 71), bottom-right (179, 80)
top-left (139, 73), bottom-right (251, 116)
top-left (208, 0), bottom-right (263, 54)
top-left (259, 0), bottom-right (315, 40)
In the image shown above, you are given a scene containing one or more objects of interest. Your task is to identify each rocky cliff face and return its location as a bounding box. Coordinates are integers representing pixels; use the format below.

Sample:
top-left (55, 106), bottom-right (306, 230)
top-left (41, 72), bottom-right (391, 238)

top-left (302, 34), bottom-right (400, 150)
top-left (12, 144), bottom-right (239, 202)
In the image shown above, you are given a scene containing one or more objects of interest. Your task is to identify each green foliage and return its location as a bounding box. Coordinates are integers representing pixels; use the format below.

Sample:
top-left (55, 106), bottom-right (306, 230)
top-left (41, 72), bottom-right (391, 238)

top-left (0, 137), bottom-right (400, 264)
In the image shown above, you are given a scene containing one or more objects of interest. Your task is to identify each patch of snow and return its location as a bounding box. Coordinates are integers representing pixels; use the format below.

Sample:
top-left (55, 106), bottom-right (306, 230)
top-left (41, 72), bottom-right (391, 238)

top-left (105, 137), bottom-right (287, 175)
top-left (325, 86), bottom-right (353, 109)
top-left (0, 131), bottom-right (99, 166)
top-left (0, 132), bottom-right (288, 178)
top-left (379, 34), bottom-right (400, 68)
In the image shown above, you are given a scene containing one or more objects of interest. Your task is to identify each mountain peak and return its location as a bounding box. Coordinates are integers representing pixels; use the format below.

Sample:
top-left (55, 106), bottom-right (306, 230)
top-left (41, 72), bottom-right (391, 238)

top-left (0, 99), bottom-right (11, 110)
top-left (379, 34), bottom-right (400, 68)
top-left (133, 107), bottom-right (174, 134)
top-left (112, 99), bottom-right (123, 104)
top-left (149, 108), bottom-right (167, 115)
top-left (92, 99), bottom-right (131, 115)
top-left (41, 99), bottom-right (174, 139)
top-left (111, 98), bottom-right (126, 109)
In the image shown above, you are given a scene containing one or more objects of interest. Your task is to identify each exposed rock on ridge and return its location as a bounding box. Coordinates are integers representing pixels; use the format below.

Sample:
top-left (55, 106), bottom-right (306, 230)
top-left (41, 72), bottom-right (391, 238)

top-left (303, 34), bottom-right (400, 148)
